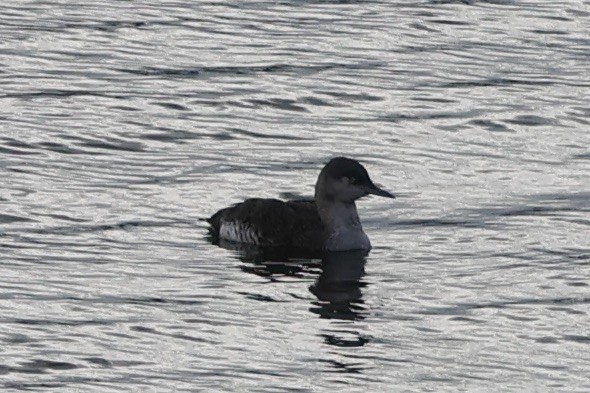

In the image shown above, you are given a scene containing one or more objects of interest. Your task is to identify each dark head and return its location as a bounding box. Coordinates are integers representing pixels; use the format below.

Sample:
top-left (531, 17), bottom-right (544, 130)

top-left (315, 157), bottom-right (395, 203)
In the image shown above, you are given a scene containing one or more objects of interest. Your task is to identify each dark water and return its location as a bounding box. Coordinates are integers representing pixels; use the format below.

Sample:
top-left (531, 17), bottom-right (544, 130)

top-left (1, 1), bottom-right (589, 391)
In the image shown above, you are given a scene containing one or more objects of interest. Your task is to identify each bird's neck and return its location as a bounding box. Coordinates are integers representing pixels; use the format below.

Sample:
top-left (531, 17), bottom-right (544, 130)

top-left (315, 194), bottom-right (370, 251)
top-left (316, 197), bottom-right (361, 230)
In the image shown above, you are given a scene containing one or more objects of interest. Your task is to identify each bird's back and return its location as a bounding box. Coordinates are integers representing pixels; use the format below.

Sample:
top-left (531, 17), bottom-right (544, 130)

top-left (208, 198), bottom-right (324, 250)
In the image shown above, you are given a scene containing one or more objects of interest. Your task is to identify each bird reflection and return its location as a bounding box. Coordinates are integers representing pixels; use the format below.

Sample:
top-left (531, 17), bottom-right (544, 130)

top-left (214, 238), bottom-right (321, 278)
top-left (309, 250), bottom-right (369, 321)
top-left (211, 237), bottom-right (370, 320)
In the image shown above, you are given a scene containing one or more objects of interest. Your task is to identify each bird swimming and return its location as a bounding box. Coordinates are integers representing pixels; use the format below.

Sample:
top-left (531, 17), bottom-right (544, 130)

top-left (208, 157), bottom-right (395, 252)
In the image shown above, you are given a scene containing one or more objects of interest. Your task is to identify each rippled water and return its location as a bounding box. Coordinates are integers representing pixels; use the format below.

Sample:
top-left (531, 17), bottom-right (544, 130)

top-left (1, 0), bottom-right (589, 391)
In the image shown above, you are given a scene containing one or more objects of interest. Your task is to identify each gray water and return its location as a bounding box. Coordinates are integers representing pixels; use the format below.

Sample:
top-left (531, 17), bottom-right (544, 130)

top-left (1, 0), bottom-right (589, 391)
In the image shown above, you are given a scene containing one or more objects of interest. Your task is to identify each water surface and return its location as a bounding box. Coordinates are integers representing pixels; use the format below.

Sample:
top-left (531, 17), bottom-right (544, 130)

top-left (1, 0), bottom-right (589, 391)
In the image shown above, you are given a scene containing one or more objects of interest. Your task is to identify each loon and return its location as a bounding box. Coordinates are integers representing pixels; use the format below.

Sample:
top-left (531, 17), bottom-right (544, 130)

top-left (208, 157), bottom-right (395, 252)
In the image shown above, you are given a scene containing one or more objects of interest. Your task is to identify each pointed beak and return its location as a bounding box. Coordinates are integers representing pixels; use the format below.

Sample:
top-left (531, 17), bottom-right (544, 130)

top-left (366, 183), bottom-right (395, 199)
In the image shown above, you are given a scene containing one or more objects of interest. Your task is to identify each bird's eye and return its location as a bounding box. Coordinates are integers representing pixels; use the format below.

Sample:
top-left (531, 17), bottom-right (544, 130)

top-left (340, 175), bottom-right (358, 184)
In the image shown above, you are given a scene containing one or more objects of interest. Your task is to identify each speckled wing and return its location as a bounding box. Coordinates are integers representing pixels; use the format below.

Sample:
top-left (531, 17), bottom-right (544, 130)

top-left (208, 198), bottom-right (300, 247)
top-left (208, 198), bottom-right (324, 250)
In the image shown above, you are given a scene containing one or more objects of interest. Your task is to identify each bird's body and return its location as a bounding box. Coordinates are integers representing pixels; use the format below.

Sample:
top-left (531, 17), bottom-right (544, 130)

top-left (208, 198), bottom-right (324, 250)
top-left (208, 157), bottom-right (394, 252)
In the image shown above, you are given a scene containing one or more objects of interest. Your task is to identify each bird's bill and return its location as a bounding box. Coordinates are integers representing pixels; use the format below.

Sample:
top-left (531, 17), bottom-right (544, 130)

top-left (366, 184), bottom-right (395, 199)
